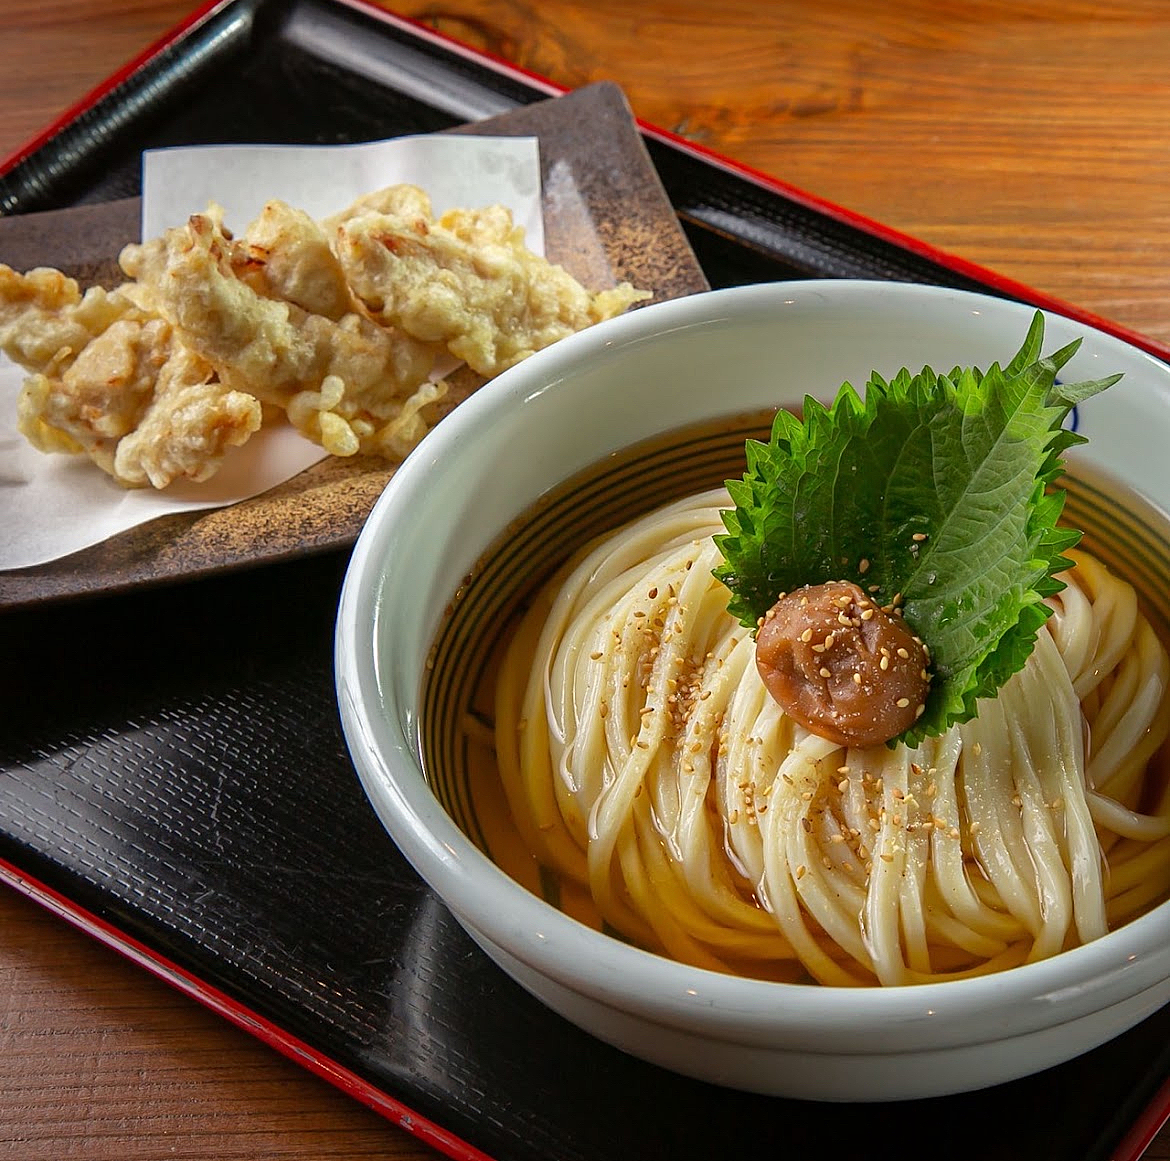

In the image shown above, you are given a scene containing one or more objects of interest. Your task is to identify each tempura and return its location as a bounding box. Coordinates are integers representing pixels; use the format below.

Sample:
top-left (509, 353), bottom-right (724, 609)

top-left (0, 183), bottom-right (649, 487)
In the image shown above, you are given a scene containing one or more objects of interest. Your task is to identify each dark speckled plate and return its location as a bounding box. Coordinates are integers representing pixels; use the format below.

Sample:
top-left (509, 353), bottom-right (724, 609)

top-left (0, 81), bottom-right (708, 610)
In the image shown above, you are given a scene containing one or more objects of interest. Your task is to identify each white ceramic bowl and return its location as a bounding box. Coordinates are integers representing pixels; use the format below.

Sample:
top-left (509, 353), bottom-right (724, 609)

top-left (334, 280), bottom-right (1170, 1102)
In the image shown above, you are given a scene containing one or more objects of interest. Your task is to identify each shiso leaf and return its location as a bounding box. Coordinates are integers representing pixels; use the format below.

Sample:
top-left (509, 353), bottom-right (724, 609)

top-left (713, 311), bottom-right (1122, 747)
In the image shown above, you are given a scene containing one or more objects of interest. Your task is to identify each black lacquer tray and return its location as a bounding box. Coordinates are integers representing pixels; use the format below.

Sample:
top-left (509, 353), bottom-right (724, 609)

top-left (2, 3), bottom-right (1169, 1159)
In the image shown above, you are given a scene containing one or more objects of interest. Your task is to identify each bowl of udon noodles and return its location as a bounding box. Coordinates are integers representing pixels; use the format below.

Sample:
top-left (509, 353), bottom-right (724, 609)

top-left (335, 279), bottom-right (1170, 1103)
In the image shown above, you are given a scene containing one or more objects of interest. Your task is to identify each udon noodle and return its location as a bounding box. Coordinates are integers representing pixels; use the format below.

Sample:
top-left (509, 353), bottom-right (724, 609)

top-left (493, 486), bottom-right (1170, 986)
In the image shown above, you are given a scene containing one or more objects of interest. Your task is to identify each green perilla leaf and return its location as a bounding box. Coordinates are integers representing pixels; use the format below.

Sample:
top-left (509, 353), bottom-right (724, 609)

top-left (713, 311), bottom-right (1122, 746)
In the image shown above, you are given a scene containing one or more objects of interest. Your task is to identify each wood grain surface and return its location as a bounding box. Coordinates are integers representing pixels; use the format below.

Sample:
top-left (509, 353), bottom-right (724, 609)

top-left (2, 1), bottom-right (1170, 1158)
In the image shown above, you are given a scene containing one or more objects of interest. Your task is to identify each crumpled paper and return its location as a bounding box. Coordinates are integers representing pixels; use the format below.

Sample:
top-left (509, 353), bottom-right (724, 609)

top-left (0, 134), bottom-right (542, 571)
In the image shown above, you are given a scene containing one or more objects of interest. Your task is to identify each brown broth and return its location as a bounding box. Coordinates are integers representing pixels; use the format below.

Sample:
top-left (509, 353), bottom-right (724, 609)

top-left (420, 411), bottom-right (1170, 948)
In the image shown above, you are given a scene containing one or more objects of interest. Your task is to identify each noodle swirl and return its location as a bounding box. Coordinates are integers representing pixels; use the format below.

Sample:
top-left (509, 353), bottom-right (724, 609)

top-left (495, 487), bottom-right (1170, 986)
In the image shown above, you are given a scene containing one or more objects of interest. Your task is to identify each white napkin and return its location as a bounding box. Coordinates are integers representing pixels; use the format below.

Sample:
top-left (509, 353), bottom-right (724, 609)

top-left (0, 134), bottom-right (542, 571)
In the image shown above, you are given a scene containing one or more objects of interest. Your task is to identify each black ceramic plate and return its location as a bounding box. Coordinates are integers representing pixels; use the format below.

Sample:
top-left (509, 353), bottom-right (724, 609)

top-left (1, 3), bottom-right (1168, 1160)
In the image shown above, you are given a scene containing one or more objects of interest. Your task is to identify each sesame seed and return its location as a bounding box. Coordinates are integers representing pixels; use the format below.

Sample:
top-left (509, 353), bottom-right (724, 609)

top-left (819, 667), bottom-right (832, 678)
top-left (879, 656), bottom-right (889, 671)
top-left (896, 647), bottom-right (910, 659)
top-left (853, 672), bottom-right (862, 685)
top-left (859, 558), bottom-right (870, 574)
top-left (896, 697), bottom-right (910, 708)
top-left (796, 865), bottom-right (807, 880)
top-left (912, 532), bottom-right (927, 542)
top-left (800, 628), bottom-right (813, 643)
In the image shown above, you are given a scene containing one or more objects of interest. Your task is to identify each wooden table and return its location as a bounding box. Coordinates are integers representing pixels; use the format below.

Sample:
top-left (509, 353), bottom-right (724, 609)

top-left (2, 1), bottom-right (1169, 1157)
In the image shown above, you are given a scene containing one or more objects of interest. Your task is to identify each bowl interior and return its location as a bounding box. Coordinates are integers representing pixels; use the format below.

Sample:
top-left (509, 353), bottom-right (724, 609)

top-left (426, 424), bottom-right (1170, 894)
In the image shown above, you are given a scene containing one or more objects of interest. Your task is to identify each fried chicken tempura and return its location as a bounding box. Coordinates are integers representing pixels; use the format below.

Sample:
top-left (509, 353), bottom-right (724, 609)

top-left (121, 210), bottom-right (450, 458)
top-left (334, 187), bottom-right (650, 376)
top-left (16, 316), bottom-right (171, 474)
top-left (0, 266), bottom-right (136, 375)
top-left (319, 182), bottom-right (433, 235)
top-left (2, 262), bottom-right (266, 487)
top-left (235, 200), bottom-right (354, 320)
top-left (3, 181), bottom-right (650, 488)
top-left (112, 348), bottom-right (262, 488)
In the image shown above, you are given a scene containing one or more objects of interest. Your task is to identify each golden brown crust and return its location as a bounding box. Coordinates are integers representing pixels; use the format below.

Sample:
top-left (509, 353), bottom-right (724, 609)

top-left (3, 185), bottom-right (648, 489)
top-left (333, 185), bottom-right (650, 377)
